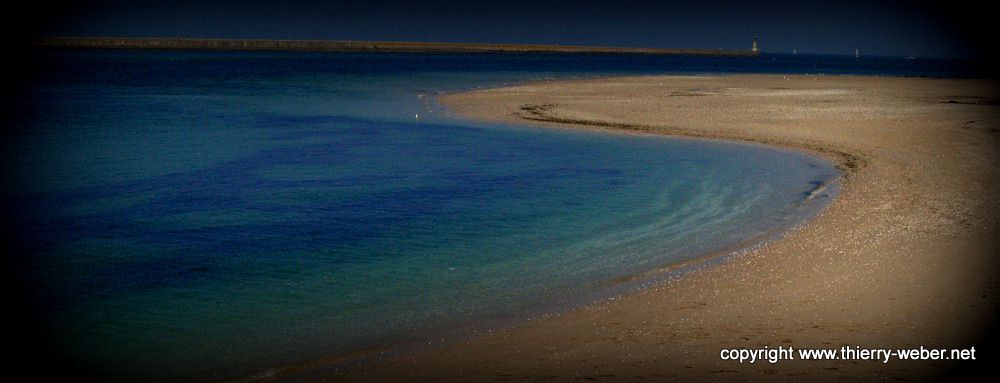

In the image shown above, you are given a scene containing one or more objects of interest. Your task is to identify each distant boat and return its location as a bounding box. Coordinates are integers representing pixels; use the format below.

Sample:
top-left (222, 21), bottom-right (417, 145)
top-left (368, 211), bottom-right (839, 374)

top-left (855, 48), bottom-right (860, 59)
top-left (792, 48), bottom-right (797, 55)
top-left (904, 56), bottom-right (917, 60)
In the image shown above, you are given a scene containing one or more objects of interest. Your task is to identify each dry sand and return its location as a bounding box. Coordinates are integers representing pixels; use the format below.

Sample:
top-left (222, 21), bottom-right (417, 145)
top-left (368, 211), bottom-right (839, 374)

top-left (293, 75), bottom-right (1000, 381)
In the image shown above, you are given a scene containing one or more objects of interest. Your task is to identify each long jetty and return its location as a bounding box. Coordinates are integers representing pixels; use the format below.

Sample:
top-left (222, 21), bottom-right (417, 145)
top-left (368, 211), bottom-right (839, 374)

top-left (34, 37), bottom-right (759, 57)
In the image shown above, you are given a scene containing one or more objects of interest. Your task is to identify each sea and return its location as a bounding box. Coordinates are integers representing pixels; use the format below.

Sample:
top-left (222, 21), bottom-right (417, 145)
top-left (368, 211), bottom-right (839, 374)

top-left (3, 50), bottom-right (978, 381)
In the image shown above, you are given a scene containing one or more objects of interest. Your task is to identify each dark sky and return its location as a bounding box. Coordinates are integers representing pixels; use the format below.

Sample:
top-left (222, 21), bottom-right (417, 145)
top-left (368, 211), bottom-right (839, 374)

top-left (22, 0), bottom-right (995, 59)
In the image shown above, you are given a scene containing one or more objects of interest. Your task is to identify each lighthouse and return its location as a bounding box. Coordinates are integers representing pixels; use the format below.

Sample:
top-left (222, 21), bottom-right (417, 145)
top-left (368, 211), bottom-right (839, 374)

top-left (752, 37), bottom-right (758, 53)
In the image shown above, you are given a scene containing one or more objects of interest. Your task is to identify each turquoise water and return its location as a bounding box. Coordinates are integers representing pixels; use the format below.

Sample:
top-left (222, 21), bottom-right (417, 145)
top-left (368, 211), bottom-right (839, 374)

top-left (7, 51), bottom-right (840, 382)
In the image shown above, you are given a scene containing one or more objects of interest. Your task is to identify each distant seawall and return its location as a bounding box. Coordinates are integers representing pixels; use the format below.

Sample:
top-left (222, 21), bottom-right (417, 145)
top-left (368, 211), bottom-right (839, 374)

top-left (34, 37), bottom-right (760, 57)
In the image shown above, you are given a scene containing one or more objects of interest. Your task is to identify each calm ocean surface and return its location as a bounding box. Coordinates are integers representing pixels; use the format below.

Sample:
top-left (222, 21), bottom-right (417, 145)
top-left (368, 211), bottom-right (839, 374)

top-left (5, 51), bottom-right (973, 381)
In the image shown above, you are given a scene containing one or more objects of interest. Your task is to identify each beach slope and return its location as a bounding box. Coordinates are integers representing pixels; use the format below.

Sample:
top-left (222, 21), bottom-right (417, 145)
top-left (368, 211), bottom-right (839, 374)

top-left (319, 75), bottom-right (999, 381)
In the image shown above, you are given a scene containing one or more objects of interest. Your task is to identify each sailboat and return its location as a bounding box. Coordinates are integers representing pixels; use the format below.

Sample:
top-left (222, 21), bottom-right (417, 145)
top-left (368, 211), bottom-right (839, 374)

top-left (855, 48), bottom-right (859, 59)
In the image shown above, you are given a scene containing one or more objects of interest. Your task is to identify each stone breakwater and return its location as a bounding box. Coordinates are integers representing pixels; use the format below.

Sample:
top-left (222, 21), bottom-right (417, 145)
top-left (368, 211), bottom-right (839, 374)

top-left (34, 37), bottom-right (760, 57)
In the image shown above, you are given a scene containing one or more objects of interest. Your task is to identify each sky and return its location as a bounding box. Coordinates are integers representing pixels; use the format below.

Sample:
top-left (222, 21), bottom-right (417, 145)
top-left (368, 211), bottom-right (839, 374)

top-left (18, 0), bottom-right (996, 59)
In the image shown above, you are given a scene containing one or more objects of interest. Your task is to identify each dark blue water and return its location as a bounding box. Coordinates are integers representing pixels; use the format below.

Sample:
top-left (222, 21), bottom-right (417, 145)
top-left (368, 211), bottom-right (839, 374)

top-left (5, 50), bottom-right (967, 382)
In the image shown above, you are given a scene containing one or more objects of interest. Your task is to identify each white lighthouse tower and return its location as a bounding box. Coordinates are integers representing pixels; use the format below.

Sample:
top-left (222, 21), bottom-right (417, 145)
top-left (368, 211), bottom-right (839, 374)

top-left (752, 37), bottom-right (758, 53)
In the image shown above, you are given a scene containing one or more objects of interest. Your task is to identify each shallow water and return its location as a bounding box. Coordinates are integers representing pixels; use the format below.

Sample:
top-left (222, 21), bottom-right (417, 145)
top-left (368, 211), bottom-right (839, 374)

top-left (4, 51), bottom-right (854, 381)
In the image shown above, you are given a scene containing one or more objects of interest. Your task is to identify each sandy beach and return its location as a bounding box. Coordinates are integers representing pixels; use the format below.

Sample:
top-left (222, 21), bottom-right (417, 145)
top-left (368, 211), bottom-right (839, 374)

top-left (296, 75), bottom-right (1000, 381)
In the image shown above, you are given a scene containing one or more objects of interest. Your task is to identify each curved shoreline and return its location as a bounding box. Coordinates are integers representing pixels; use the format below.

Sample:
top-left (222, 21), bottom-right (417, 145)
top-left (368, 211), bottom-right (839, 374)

top-left (306, 74), bottom-right (999, 381)
top-left (253, 112), bottom-right (842, 383)
top-left (445, 78), bottom-right (867, 178)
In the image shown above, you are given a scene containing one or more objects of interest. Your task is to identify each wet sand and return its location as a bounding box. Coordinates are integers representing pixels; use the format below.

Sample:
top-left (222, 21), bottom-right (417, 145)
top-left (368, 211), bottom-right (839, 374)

top-left (305, 75), bottom-right (1000, 381)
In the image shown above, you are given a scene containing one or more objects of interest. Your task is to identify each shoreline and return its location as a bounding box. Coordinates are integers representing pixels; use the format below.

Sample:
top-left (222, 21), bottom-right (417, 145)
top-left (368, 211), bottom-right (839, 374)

top-left (448, 79), bottom-right (867, 177)
top-left (296, 74), bottom-right (998, 381)
top-left (253, 132), bottom-right (841, 382)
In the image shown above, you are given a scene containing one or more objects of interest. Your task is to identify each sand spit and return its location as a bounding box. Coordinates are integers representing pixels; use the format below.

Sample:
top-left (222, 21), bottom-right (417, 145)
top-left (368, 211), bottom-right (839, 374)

top-left (301, 75), bottom-right (999, 381)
